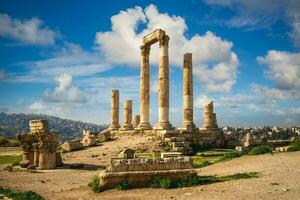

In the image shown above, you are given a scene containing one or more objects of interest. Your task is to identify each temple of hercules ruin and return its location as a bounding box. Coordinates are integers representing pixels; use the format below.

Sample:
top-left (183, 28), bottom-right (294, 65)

top-left (105, 29), bottom-right (224, 154)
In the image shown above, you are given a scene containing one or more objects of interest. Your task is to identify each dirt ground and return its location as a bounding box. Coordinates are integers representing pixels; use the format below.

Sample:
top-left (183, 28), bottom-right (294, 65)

top-left (0, 135), bottom-right (299, 200)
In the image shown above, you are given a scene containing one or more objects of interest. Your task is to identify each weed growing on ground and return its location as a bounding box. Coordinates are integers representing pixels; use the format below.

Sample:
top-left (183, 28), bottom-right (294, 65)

top-left (249, 146), bottom-right (272, 155)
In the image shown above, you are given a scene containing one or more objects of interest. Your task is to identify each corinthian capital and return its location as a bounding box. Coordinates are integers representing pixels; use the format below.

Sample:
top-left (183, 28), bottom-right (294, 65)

top-left (159, 35), bottom-right (170, 47)
top-left (140, 45), bottom-right (150, 56)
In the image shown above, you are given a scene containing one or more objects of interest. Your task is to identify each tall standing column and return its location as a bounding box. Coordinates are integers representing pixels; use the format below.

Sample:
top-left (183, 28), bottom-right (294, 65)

top-left (182, 53), bottom-right (196, 130)
top-left (121, 100), bottom-right (133, 130)
top-left (155, 35), bottom-right (173, 130)
top-left (137, 45), bottom-right (152, 130)
top-left (109, 90), bottom-right (120, 130)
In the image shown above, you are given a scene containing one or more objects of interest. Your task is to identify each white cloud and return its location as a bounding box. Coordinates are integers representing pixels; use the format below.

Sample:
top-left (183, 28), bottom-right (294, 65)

top-left (204, 0), bottom-right (284, 30)
top-left (9, 42), bottom-right (111, 83)
top-left (0, 13), bottom-right (59, 46)
top-left (43, 73), bottom-right (86, 103)
top-left (204, 0), bottom-right (300, 47)
top-left (257, 50), bottom-right (300, 91)
top-left (95, 4), bottom-right (239, 93)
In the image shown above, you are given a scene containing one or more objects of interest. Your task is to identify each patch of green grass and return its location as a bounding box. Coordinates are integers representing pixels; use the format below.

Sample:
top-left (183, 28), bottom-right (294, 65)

top-left (88, 175), bottom-right (102, 192)
top-left (218, 151), bottom-right (242, 162)
top-left (287, 140), bottom-right (300, 152)
top-left (193, 160), bottom-right (212, 168)
top-left (149, 172), bottom-right (259, 189)
top-left (116, 180), bottom-right (130, 190)
top-left (0, 155), bottom-right (22, 165)
top-left (0, 187), bottom-right (44, 200)
top-left (249, 146), bottom-right (272, 155)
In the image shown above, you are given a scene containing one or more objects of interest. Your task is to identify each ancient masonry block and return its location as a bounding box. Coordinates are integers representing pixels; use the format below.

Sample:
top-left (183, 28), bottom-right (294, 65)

top-left (17, 119), bottom-right (62, 169)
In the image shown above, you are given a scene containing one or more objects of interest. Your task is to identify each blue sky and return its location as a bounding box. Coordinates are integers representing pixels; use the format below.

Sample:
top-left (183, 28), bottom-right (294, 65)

top-left (0, 0), bottom-right (299, 127)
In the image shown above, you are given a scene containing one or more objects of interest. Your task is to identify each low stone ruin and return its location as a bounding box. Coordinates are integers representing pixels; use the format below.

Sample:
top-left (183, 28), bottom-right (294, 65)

top-left (17, 119), bottom-right (62, 169)
top-left (99, 157), bottom-right (195, 190)
top-left (81, 130), bottom-right (98, 147)
top-left (61, 139), bottom-right (84, 152)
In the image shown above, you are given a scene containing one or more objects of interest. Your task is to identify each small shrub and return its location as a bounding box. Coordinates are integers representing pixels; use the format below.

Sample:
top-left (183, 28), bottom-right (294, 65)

top-left (88, 175), bottom-right (101, 192)
top-left (116, 180), bottom-right (130, 190)
top-left (0, 187), bottom-right (43, 200)
top-left (249, 146), bottom-right (272, 155)
top-left (287, 140), bottom-right (300, 152)
top-left (0, 136), bottom-right (9, 146)
top-left (219, 152), bottom-right (242, 161)
top-left (149, 176), bottom-right (172, 189)
top-left (4, 165), bottom-right (13, 172)
top-left (8, 139), bottom-right (21, 147)
top-left (158, 141), bottom-right (172, 152)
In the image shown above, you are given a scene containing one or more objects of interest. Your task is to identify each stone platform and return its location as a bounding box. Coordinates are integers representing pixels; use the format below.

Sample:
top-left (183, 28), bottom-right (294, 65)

top-left (111, 128), bottom-right (224, 155)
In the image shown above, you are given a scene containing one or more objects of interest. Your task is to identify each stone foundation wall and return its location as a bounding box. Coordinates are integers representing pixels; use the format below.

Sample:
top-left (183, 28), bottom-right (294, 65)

top-left (108, 157), bottom-right (193, 172)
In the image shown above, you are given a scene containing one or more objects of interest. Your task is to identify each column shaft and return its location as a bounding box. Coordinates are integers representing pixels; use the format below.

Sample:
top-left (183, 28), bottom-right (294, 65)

top-left (109, 90), bottom-right (120, 130)
top-left (182, 53), bottom-right (196, 130)
top-left (121, 100), bottom-right (133, 130)
top-left (137, 45), bottom-right (151, 130)
top-left (155, 36), bottom-right (172, 130)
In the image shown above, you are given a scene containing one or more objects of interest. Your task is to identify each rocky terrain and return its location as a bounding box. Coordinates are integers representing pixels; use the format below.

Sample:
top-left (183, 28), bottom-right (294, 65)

top-left (0, 112), bottom-right (106, 141)
top-left (0, 134), bottom-right (299, 200)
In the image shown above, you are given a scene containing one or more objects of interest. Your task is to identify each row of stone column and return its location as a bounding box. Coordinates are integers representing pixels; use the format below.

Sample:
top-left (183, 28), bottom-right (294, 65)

top-left (108, 90), bottom-right (140, 131)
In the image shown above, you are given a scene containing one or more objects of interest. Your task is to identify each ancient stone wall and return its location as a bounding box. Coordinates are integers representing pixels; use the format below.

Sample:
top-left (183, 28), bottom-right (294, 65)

top-left (108, 157), bottom-right (193, 172)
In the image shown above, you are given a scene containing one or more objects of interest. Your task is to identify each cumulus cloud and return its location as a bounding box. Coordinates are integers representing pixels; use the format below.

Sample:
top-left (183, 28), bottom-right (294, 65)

top-left (43, 73), bottom-right (86, 103)
top-left (95, 4), bottom-right (239, 93)
top-left (0, 13), bottom-right (59, 46)
top-left (257, 50), bottom-right (300, 91)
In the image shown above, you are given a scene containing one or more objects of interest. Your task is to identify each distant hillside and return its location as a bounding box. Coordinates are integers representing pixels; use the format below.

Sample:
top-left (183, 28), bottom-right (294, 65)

top-left (0, 112), bottom-right (107, 141)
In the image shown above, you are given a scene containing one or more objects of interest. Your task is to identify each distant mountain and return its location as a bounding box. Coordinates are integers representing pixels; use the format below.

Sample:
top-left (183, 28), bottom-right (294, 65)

top-left (0, 112), bottom-right (107, 141)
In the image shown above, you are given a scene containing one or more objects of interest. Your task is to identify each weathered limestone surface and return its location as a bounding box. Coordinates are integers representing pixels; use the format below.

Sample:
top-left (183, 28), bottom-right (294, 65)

top-left (137, 29), bottom-right (173, 130)
top-left (109, 90), bottom-right (120, 130)
top-left (81, 130), bottom-right (98, 147)
top-left (182, 53), bottom-right (196, 130)
top-left (99, 157), bottom-right (194, 190)
top-left (120, 100), bottom-right (133, 130)
top-left (98, 129), bottom-right (111, 143)
top-left (132, 115), bottom-right (140, 128)
top-left (203, 101), bottom-right (218, 129)
top-left (62, 139), bottom-right (84, 152)
top-left (17, 119), bottom-right (62, 169)
top-left (137, 45), bottom-right (152, 130)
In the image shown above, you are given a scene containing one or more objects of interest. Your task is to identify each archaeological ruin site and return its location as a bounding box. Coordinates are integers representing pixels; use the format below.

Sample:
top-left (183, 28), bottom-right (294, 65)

top-left (4, 28), bottom-right (299, 199)
top-left (106, 29), bottom-right (224, 155)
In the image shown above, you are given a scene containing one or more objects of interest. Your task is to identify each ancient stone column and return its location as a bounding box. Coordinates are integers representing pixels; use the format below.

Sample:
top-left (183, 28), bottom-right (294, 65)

top-left (109, 90), bottom-right (120, 130)
top-left (154, 35), bottom-right (173, 130)
top-left (137, 45), bottom-right (152, 130)
top-left (182, 53), bottom-right (196, 130)
top-left (121, 100), bottom-right (133, 130)
top-left (203, 101), bottom-right (218, 129)
top-left (132, 115), bottom-right (140, 128)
